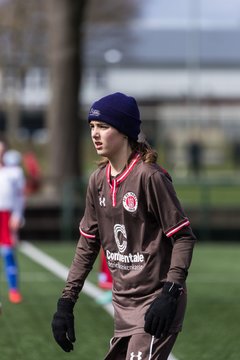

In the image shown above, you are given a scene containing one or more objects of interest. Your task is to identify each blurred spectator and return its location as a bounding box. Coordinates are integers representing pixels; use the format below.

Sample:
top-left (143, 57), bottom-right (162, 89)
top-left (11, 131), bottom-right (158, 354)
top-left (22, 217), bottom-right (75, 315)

top-left (187, 140), bottom-right (204, 177)
top-left (22, 151), bottom-right (42, 195)
top-left (96, 248), bottom-right (112, 305)
top-left (0, 140), bottom-right (25, 304)
top-left (98, 248), bottom-right (113, 290)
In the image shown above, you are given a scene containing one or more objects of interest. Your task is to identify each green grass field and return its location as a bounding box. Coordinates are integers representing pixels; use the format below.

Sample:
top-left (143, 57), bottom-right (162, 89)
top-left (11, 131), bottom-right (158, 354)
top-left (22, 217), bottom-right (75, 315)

top-left (1, 241), bottom-right (240, 360)
top-left (174, 242), bottom-right (240, 360)
top-left (0, 241), bottom-right (113, 360)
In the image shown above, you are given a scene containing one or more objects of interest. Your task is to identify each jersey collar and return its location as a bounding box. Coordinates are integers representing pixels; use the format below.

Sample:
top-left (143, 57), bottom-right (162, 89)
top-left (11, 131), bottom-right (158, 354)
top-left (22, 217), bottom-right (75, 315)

top-left (106, 153), bottom-right (141, 207)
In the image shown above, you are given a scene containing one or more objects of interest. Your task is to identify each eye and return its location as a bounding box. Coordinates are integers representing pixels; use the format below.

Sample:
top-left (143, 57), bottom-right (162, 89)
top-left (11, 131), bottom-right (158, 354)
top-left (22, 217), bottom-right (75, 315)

top-left (100, 124), bottom-right (109, 129)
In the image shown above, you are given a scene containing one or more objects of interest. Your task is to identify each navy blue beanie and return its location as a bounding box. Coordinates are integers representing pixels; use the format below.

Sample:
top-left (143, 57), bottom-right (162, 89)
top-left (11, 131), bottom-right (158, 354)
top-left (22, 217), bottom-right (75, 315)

top-left (88, 92), bottom-right (141, 141)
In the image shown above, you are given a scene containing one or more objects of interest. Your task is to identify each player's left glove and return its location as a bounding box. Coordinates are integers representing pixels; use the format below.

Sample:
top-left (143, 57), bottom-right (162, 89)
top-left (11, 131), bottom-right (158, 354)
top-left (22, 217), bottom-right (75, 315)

top-left (51, 298), bottom-right (76, 352)
top-left (144, 282), bottom-right (183, 338)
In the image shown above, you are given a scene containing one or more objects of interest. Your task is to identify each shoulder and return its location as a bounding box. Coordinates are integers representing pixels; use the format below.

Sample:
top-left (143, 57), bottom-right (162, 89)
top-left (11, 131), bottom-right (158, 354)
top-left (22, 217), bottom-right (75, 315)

top-left (10, 166), bottom-right (24, 178)
top-left (0, 166), bottom-right (25, 187)
top-left (8, 167), bottom-right (25, 187)
top-left (1, 165), bottom-right (23, 177)
top-left (137, 161), bottom-right (172, 183)
top-left (88, 164), bottom-right (107, 186)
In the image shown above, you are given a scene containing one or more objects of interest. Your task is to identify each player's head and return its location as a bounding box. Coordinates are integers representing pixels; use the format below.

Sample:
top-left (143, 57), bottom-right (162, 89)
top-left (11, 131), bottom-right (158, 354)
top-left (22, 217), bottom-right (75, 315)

top-left (3, 150), bottom-right (22, 167)
top-left (88, 92), bottom-right (141, 141)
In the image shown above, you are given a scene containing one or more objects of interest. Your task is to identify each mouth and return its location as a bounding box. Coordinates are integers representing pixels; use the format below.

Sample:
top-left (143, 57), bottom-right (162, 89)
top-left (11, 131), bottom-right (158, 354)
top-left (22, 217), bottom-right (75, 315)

top-left (94, 142), bottom-right (103, 150)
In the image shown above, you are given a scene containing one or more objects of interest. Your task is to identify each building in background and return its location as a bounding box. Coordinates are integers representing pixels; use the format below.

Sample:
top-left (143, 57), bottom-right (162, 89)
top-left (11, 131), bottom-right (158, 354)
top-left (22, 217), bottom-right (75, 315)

top-left (0, 23), bottom-right (240, 174)
top-left (83, 24), bottom-right (240, 174)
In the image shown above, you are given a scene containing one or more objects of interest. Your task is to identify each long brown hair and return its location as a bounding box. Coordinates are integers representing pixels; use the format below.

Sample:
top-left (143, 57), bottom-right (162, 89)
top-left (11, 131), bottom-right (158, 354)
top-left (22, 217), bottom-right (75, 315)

top-left (129, 139), bottom-right (158, 164)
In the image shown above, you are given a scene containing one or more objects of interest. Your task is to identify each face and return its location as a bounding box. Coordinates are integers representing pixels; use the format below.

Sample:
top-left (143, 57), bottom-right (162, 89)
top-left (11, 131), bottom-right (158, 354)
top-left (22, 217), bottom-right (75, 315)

top-left (89, 121), bottom-right (126, 159)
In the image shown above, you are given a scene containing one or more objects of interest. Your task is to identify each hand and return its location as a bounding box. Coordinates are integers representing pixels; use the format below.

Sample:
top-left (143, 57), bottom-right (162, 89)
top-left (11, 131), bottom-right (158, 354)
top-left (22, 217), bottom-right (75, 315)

top-left (9, 215), bottom-right (22, 232)
top-left (144, 282), bottom-right (183, 338)
top-left (51, 298), bottom-right (76, 352)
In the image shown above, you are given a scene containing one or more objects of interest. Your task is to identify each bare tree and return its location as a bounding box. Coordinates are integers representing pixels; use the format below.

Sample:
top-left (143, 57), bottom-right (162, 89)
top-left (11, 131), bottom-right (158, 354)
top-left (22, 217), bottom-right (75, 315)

top-left (45, 0), bottom-right (142, 186)
top-left (44, 0), bottom-right (87, 186)
top-left (0, 0), bottom-right (142, 187)
top-left (0, 0), bottom-right (47, 138)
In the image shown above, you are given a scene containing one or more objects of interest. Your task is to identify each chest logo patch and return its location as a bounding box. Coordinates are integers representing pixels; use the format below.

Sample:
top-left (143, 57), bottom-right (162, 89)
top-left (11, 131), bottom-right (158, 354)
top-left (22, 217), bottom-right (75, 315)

top-left (123, 192), bottom-right (138, 212)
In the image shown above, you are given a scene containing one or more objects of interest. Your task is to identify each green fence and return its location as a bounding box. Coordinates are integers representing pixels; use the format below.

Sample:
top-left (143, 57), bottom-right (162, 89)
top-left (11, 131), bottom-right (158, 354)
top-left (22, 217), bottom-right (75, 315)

top-left (175, 177), bottom-right (240, 208)
top-left (61, 177), bottom-right (240, 241)
top-left (175, 177), bottom-right (240, 240)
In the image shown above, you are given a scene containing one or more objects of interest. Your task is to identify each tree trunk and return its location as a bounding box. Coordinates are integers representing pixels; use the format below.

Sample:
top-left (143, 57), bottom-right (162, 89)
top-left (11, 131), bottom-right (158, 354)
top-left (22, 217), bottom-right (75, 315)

top-left (45, 0), bottom-right (87, 188)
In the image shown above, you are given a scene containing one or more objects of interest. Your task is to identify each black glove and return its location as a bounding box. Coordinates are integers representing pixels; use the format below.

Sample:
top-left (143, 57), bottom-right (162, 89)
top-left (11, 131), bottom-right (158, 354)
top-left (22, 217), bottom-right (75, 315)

top-left (51, 298), bottom-right (76, 352)
top-left (144, 282), bottom-right (183, 338)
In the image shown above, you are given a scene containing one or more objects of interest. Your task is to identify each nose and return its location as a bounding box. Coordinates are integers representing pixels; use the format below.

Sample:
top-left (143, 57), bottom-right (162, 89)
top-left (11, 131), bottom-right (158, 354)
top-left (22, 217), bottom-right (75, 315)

top-left (91, 126), bottom-right (100, 139)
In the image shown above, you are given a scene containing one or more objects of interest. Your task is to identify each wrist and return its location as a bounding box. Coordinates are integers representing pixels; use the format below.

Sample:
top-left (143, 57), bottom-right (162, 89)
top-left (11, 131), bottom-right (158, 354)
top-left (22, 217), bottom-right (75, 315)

top-left (57, 298), bottom-right (75, 312)
top-left (162, 282), bottom-right (183, 299)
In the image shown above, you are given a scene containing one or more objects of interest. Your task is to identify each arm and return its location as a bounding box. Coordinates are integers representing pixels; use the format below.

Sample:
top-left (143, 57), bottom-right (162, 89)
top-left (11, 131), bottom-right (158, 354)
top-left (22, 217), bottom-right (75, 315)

top-left (144, 170), bottom-right (196, 337)
top-left (147, 170), bottom-right (196, 284)
top-left (51, 234), bottom-right (101, 352)
top-left (144, 227), bottom-right (196, 338)
top-left (61, 232), bottom-right (101, 302)
top-left (10, 167), bottom-right (26, 232)
top-left (167, 226), bottom-right (196, 285)
top-left (52, 176), bottom-right (101, 351)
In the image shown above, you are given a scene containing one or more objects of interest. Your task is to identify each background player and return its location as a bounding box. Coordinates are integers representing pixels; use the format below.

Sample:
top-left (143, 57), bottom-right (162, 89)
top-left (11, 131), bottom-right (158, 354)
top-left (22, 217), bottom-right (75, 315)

top-left (96, 248), bottom-right (113, 305)
top-left (0, 140), bottom-right (25, 304)
top-left (51, 92), bottom-right (196, 359)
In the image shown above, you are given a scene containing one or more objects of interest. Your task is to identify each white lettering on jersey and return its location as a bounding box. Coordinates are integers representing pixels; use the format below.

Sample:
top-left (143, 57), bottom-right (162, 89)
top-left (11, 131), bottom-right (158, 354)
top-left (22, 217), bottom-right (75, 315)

top-left (114, 224), bottom-right (127, 253)
top-left (107, 224), bottom-right (145, 271)
top-left (106, 250), bottom-right (144, 263)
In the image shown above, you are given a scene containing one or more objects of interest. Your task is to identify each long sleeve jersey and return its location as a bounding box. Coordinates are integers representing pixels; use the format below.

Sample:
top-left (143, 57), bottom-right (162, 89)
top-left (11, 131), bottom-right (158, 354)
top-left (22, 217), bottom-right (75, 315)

top-left (62, 154), bottom-right (196, 336)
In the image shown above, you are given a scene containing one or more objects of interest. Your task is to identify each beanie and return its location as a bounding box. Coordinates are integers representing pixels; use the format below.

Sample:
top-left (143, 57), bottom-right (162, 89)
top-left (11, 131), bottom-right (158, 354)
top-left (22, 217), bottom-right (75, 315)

top-left (88, 92), bottom-right (141, 141)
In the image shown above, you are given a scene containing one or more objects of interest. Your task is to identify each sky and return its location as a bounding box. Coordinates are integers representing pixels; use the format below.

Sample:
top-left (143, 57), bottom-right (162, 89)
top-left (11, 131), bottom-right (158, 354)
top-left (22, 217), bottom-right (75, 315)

top-left (140, 0), bottom-right (240, 29)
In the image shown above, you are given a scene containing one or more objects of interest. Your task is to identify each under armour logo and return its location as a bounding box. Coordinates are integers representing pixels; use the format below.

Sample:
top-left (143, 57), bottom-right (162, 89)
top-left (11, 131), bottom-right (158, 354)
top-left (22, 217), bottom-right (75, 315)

top-left (99, 196), bottom-right (106, 207)
top-left (130, 351), bottom-right (142, 360)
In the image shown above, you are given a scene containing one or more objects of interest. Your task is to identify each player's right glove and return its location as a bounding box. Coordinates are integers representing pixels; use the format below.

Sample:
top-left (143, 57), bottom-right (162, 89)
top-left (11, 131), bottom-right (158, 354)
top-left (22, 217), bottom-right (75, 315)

top-left (144, 282), bottom-right (183, 338)
top-left (51, 298), bottom-right (76, 352)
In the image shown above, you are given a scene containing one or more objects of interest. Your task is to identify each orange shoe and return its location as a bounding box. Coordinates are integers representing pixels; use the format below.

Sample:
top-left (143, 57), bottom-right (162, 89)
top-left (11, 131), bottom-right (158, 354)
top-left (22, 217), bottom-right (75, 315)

top-left (9, 290), bottom-right (22, 304)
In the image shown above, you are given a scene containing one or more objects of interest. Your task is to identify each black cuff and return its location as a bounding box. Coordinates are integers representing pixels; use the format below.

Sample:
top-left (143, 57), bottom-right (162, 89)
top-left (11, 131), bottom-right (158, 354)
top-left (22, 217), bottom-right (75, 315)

top-left (162, 282), bottom-right (183, 299)
top-left (57, 298), bottom-right (75, 312)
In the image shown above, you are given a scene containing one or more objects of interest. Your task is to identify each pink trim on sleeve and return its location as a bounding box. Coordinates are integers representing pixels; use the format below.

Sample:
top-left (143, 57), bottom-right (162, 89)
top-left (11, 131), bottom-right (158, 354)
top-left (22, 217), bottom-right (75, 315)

top-left (166, 219), bottom-right (190, 238)
top-left (79, 228), bottom-right (96, 239)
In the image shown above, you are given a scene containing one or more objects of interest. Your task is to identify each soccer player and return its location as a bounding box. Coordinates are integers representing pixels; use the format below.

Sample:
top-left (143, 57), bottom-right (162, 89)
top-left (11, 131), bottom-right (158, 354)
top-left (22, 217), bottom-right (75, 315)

top-left (0, 141), bottom-right (25, 304)
top-left (51, 92), bottom-right (196, 359)
top-left (96, 248), bottom-right (113, 305)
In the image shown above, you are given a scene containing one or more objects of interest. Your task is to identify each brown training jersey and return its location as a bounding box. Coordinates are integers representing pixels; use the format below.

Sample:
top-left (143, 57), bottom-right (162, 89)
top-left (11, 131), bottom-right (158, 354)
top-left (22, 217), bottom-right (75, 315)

top-left (62, 153), bottom-right (196, 336)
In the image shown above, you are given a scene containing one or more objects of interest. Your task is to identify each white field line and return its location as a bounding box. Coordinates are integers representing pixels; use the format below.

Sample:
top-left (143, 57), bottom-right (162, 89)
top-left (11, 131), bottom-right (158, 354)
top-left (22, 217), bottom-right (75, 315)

top-left (19, 241), bottom-right (113, 317)
top-left (19, 241), bottom-right (178, 360)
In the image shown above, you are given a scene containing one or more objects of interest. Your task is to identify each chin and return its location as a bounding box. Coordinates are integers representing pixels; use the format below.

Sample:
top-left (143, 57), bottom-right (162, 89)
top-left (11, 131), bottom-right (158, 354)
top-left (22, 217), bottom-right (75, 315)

top-left (96, 149), bottom-right (106, 156)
